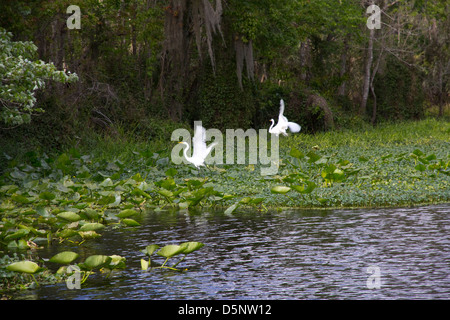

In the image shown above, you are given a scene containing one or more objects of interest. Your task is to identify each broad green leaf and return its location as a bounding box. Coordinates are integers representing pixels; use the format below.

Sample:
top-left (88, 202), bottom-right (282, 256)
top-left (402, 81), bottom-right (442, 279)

top-left (99, 178), bottom-right (114, 187)
top-left (306, 151), bottom-right (321, 163)
top-left (79, 223), bottom-right (105, 232)
top-left (4, 229), bottom-right (29, 241)
top-left (249, 197), bottom-right (264, 205)
top-left (79, 231), bottom-right (101, 239)
top-left (57, 229), bottom-right (79, 239)
top-left (116, 209), bottom-right (138, 218)
top-left (165, 168), bottom-right (178, 177)
top-left (292, 181), bottom-right (316, 194)
top-left (121, 218), bottom-right (140, 227)
top-left (49, 251), bottom-right (79, 264)
top-left (157, 245), bottom-right (185, 258)
top-left (270, 186), bottom-right (291, 194)
top-left (39, 191), bottom-right (56, 201)
top-left (157, 188), bottom-right (173, 198)
top-left (7, 261), bottom-right (40, 274)
top-left (141, 244), bottom-right (160, 256)
top-left (290, 147), bottom-right (304, 159)
top-left (7, 240), bottom-right (29, 250)
top-left (57, 211), bottom-right (82, 222)
top-left (358, 156), bottom-right (369, 162)
top-left (11, 194), bottom-right (33, 204)
top-left (107, 255), bottom-right (126, 269)
top-left (81, 255), bottom-right (112, 270)
top-left (224, 202), bottom-right (239, 215)
top-left (179, 242), bottom-right (204, 254)
top-left (97, 194), bottom-right (116, 205)
top-left (141, 259), bottom-right (149, 271)
top-left (83, 208), bottom-right (100, 220)
top-left (415, 164), bottom-right (426, 172)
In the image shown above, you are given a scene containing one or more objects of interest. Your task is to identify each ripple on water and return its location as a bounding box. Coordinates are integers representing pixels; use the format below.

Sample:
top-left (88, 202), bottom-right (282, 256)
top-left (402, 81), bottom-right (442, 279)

top-left (14, 204), bottom-right (450, 300)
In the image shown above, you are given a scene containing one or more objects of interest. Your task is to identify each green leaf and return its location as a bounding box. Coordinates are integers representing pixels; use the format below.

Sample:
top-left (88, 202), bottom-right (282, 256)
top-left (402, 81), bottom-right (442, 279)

top-left (39, 191), bottom-right (56, 201)
top-left (358, 156), bottom-right (369, 162)
top-left (116, 209), bottom-right (138, 218)
top-left (292, 181), bottom-right (316, 194)
top-left (141, 244), bottom-right (160, 256)
top-left (79, 231), bottom-right (101, 239)
top-left (4, 229), bottom-right (29, 241)
top-left (179, 242), bottom-right (204, 254)
top-left (270, 186), bottom-right (291, 194)
top-left (306, 151), bottom-right (322, 163)
top-left (79, 223), bottom-right (105, 232)
top-left (81, 255), bottom-right (112, 270)
top-left (165, 168), bottom-right (178, 177)
top-left (121, 218), bottom-right (140, 227)
top-left (290, 147), bottom-right (304, 159)
top-left (97, 194), bottom-right (116, 205)
top-left (57, 229), bottom-right (79, 239)
top-left (415, 163), bottom-right (426, 172)
top-left (224, 202), bottom-right (239, 215)
top-left (7, 261), bottom-right (41, 274)
top-left (157, 245), bottom-right (185, 258)
top-left (11, 194), bottom-right (33, 204)
top-left (141, 259), bottom-right (149, 271)
top-left (157, 188), bottom-right (173, 198)
top-left (57, 211), bottom-right (82, 222)
top-left (107, 255), bottom-right (126, 269)
top-left (49, 251), bottom-right (79, 264)
top-left (99, 178), bottom-right (114, 187)
top-left (83, 208), bottom-right (101, 220)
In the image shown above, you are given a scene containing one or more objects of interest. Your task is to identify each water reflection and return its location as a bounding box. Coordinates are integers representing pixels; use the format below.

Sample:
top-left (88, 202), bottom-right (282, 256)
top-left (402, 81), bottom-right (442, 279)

top-left (13, 204), bottom-right (450, 299)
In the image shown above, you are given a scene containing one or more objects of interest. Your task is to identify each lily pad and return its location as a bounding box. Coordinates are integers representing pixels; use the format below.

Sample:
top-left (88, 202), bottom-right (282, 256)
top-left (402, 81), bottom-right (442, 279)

top-left (57, 211), bottom-right (82, 222)
top-left (116, 209), bottom-right (138, 218)
top-left (157, 245), bottom-right (185, 258)
top-left (49, 251), bottom-right (79, 264)
top-left (80, 255), bottom-right (112, 270)
top-left (141, 244), bottom-right (160, 256)
top-left (7, 261), bottom-right (41, 274)
top-left (121, 218), bottom-right (140, 227)
top-left (79, 223), bottom-right (105, 232)
top-left (179, 242), bottom-right (204, 254)
top-left (271, 186), bottom-right (291, 194)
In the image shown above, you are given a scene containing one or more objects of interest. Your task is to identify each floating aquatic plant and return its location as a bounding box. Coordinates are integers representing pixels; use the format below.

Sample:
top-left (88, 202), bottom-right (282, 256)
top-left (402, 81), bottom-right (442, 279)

top-left (140, 242), bottom-right (205, 272)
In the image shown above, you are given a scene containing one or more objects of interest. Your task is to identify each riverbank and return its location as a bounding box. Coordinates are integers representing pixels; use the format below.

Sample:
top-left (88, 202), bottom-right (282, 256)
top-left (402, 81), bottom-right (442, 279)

top-left (0, 118), bottom-right (449, 293)
top-left (1, 118), bottom-right (449, 211)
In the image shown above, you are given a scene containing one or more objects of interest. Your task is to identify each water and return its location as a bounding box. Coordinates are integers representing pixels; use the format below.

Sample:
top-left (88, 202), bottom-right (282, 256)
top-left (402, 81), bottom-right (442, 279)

top-left (12, 204), bottom-right (450, 299)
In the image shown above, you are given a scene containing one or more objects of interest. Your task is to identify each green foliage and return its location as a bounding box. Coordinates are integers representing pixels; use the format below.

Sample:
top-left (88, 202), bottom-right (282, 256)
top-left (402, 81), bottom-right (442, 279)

top-left (193, 61), bottom-right (255, 130)
top-left (374, 56), bottom-right (425, 120)
top-left (0, 119), bottom-right (449, 293)
top-left (0, 27), bottom-right (78, 126)
top-left (141, 241), bottom-right (204, 271)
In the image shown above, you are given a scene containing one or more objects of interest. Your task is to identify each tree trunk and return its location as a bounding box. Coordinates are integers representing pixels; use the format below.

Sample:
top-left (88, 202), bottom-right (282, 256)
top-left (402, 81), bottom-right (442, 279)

top-left (359, 28), bottom-right (374, 116)
top-left (338, 36), bottom-right (349, 97)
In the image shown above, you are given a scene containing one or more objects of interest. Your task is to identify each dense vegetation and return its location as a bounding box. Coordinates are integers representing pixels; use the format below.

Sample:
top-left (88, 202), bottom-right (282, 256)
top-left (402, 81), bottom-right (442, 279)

top-left (0, 1), bottom-right (449, 152)
top-left (0, 1), bottom-right (449, 294)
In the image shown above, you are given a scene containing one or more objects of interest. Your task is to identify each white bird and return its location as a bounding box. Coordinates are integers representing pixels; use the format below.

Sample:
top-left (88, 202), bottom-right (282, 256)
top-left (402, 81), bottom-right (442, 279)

top-left (269, 99), bottom-right (301, 136)
top-left (179, 125), bottom-right (217, 168)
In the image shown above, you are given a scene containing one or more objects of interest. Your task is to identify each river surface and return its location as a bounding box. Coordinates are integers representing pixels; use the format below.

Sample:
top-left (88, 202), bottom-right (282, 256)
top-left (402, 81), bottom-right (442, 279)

top-left (12, 204), bottom-right (450, 299)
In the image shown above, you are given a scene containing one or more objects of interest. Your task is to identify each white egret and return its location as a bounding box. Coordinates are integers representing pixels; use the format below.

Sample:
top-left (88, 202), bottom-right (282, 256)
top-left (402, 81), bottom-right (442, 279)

top-left (179, 125), bottom-right (217, 168)
top-left (269, 99), bottom-right (301, 136)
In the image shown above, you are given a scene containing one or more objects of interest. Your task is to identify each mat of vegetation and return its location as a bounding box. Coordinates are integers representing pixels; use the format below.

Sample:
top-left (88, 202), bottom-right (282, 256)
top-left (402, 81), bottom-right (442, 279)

top-left (0, 119), bottom-right (449, 292)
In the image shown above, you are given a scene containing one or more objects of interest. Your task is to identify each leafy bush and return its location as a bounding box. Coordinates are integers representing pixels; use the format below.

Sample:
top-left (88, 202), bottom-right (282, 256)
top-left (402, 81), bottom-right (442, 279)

top-left (0, 27), bottom-right (78, 126)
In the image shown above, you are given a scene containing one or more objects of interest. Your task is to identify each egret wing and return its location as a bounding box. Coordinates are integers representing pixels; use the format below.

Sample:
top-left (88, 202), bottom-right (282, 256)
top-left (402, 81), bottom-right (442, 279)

top-left (192, 125), bottom-right (207, 158)
top-left (287, 122), bottom-right (301, 133)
